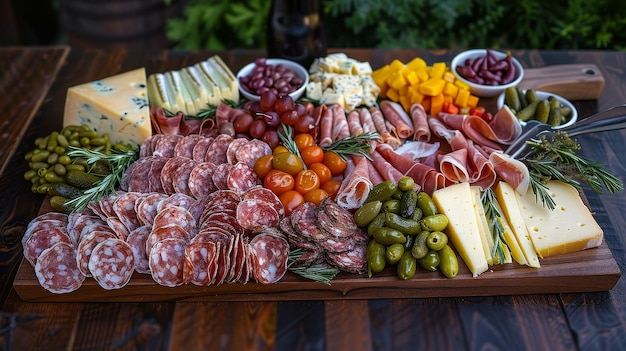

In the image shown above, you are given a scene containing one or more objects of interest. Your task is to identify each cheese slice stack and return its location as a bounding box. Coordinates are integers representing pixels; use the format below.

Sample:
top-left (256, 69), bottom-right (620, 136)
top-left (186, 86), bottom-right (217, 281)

top-left (63, 68), bottom-right (151, 148)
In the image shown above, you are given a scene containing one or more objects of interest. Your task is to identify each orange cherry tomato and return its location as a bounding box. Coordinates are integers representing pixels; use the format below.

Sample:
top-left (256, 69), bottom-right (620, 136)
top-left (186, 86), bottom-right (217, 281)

top-left (294, 169), bottom-right (320, 194)
top-left (263, 169), bottom-right (294, 195)
top-left (294, 133), bottom-right (315, 152)
top-left (273, 145), bottom-right (290, 155)
top-left (279, 190), bottom-right (305, 216)
top-left (323, 151), bottom-right (348, 176)
top-left (272, 152), bottom-right (304, 176)
top-left (253, 154), bottom-right (274, 179)
top-left (308, 162), bottom-right (332, 185)
top-left (321, 179), bottom-right (342, 199)
top-left (301, 145), bottom-right (325, 166)
top-left (303, 188), bottom-right (329, 206)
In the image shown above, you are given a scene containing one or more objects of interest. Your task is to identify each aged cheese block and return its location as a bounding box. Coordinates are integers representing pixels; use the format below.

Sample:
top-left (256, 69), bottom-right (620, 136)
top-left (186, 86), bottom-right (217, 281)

top-left (432, 182), bottom-right (489, 277)
top-left (515, 180), bottom-right (603, 257)
top-left (63, 68), bottom-right (151, 148)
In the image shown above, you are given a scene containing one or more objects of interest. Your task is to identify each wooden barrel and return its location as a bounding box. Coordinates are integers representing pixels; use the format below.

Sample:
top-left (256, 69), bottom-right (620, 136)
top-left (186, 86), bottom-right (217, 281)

top-left (58, 0), bottom-right (185, 49)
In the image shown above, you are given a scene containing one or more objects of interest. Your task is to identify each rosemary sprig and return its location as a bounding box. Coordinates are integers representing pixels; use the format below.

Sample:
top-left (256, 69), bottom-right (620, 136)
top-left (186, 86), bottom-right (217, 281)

top-left (288, 249), bottom-right (339, 285)
top-left (322, 131), bottom-right (379, 161)
top-left (64, 146), bottom-right (138, 212)
top-left (277, 124), bottom-right (305, 167)
top-left (481, 188), bottom-right (507, 263)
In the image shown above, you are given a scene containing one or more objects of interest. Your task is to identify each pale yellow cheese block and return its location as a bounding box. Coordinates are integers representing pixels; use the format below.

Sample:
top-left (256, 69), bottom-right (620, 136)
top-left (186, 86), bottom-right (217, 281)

top-left (492, 199), bottom-right (527, 265)
top-left (515, 180), bottom-right (603, 257)
top-left (433, 182), bottom-right (489, 277)
top-left (63, 68), bottom-right (151, 148)
top-left (470, 186), bottom-right (495, 265)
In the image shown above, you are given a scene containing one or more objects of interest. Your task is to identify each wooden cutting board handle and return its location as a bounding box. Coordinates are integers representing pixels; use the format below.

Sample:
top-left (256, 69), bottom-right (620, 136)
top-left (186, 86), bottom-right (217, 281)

top-left (518, 64), bottom-right (605, 101)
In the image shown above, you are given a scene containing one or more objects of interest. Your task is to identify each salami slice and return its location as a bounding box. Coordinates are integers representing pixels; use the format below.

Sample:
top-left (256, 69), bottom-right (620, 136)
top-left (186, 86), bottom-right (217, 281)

top-left (112, 192), bottom-right (142, 232)
top-left (227, 162), bottom-right (260, 195)
top-left (236, 199), bottom-right (280, 231)
top-left (159, 157), bottom-right (186, 195)
top-left (152, 206), bottom-right (197, 239)
top-left (35, 242), bottom-right (85, 294)
top-left (235, 139), bottom-right (272, 169)
top-left (192, 136), bottom-right (214, 162)
top-left (291, 247), bottom-right (325, 267)
top-left (204, 134), bottom-right (233, 165)
top-left (212, 163), bottom-right (234, 190)
top-left (326, 243), bottom-right (367, 274)
top-left (318, 198), bottom-right (358, 233)
top-left (23, 219), bottom-right (68, 246)
top-left (290, 202), bottom-right (326, 242)
top-left (28, 212), bottom-right (68, 226)
top-left (152, 134), bottom-right (183, 158)
top-left (106, 216), bottom-right (131, 241)
top-left (185, 240), bottom-right (219, 286)
top-left (149, 237), bottom-right (192, 287)
top-left (226, 137), bottom-right (249, 164)
top-left (88, 237), bottom-right (135, 290)
top-left (188, 162), bottom-right (218, 199)
top-left (125, 157), bottom-right (154, 193)
top-left (139, 135), bottom-right (154, 158)
top-left (248, 232), bottom-right (290, 284)
top-left (315, 209), bottom-right (354, 239)
top-left (96, 191), bottom-right (122, 220)
top-left (126, 225), bottom-right (152, 274)
top-left (188, 198), bottom-right (209, 224)
top-left (23, 227), bottom-right (72, 267)
top-left (76, 222), bottom-right (112, 244)
top-left (174, 134), bottom-right (204, 159)
top-left (319, 235), bottom-right (355, 253)
top-left (195, 226), bottom-right (233, 240)
top-left (243, 186), bottom-right (285, 218)
top-left (278, 216), bottom-right (318, 251)
top-left (76, 230), bottom-right (117, 276)
top-left (204, 212), bottom-right (243, 235)
top-left (135, 192), bottom-right (168, 225)
top-left (146, 223), bottom-right (189, 255)
top-left (213, 239), bottom-right (232, 285)
top-left (172, 158), bottom-right (198, 196)
top-left (157, 193), bottom-right (196, 212)
top-left (148, 157), bottom-right (168, 193)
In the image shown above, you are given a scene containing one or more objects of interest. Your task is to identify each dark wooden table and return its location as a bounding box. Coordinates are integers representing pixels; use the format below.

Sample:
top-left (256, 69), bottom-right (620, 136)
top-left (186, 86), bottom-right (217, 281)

top-left (1, 47), bottom-right (625, 350)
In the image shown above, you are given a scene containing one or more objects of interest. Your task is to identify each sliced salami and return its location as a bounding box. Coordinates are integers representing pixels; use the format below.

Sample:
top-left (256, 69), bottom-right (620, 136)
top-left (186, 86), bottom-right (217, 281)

top-left (248, 232), bottom-right (290, 284)
top-left (76, 230), bottom-right (117, 277)
top-left (236, 199), bottom-right (280, 231)
top-left (188, 162), bottom-right (218, 199)
top-left (125, 157), bottom-right (153, 193)
top-left (235, 139), bottom-right (272, 169)
top-left (212, 163), bottom-right (233, 190)
top-left (96, 191), bottom-right (122, 220)
top-left (326, 243), bottom-right (367, 274)
top-left (172, 158), bottom-right (198, 196)
top-left (23, 227), bottom-right (72, 267)
top-left (319, 235), bottom-right (355, 253)
top-left (135, 192), bottom-right (168, 225)
top-left (152, 134), bottom-right (183, 158)
top-left (174, 134), bottom-right (204, 159)
top-left (290, 247), bottom-right (325, 267)
top-left (192, 136), bottom-right (214, 162)
top-left (88, 237), bottom-right (135, 290)
top-left (318, 198), bottom-right (358, 233)
top-left (149, 237), bottom-right (192, 287)
top-left (157, 193), bottom-right (197, 212)
top-left (188, 198), bottom-right (209, 224)
top-left (195, 226), bottom-right (234, 239)
top-left (290, 202), bottom-right (326, 242)
top-left (279, 216), bottom-right (319, 251)
top-left (76, 222), bottom-right (112, 244)
top-left (23, 219), bottom-right (68, 246)
top-left (139, 135), bottom-right (154, 158)
top-left (28, 212), bottom-right (68, 226)
top-left (315, 209), bottom-right (354, 239)
top-left (146, 223), bottom-right (189, 255)
top-left (148, 157), bottom-right (168, 193)
top-left (35, 242), bottom-right (85, 294)
top-left (160, 157), bottom-right (188, 195)
top-left (106, 216), bottom-right (131, 241)
top-left (226, 137), bottom-right (249, 164)
top-left (152, 206), bottom-right (197, 239)
top-left (112, 192), bottom-right (142, 232)
top-left (204, 134), bottom-right (233, 165)
top-left (213, 239), bottom-right (232, 285)
top-left (185, 240), bottom-right (219, 286)
top-left (227, 162), bottom-right (260, 195)
top-left (243, 186), bottom-right (285, 218)
top-left (126, 225), bottom-right (152, 274)
top-left (204, 212), bottom-right (243, 235)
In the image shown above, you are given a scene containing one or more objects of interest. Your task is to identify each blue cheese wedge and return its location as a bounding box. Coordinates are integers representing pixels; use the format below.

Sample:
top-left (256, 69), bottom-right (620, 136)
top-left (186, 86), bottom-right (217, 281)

top-left (63, 68), bottom-right (151, 148)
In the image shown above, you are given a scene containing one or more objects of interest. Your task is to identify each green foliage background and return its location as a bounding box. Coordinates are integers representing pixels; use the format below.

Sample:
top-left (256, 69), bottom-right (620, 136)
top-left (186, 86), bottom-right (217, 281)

top-left (165, 0), bottom-right (626, 51)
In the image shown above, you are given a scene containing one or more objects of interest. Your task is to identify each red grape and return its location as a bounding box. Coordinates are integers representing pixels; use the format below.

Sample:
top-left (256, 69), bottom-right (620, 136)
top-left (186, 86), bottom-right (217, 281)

top-left (233, 113), bottom-right (254, 134)
top-left (260, 91), bottom-right (278, 111)
top-left (279, 109), bottom-right (299, 125)
top-left (274, 95), bottom-right (295, 114)
top-left (249, 119), bottom-right (267, 138)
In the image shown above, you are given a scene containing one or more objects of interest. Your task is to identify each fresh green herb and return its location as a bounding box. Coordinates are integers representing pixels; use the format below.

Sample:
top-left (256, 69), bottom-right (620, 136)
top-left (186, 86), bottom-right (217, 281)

top-left (481, 188), bottom-right (507, 264)
top-left (64, 146), bottom-right (138, 212)
top-left (288, 249), bottom-right (339, 285)
top-left (277, 123), bottom-right (305, 164)
top-left (322, 131), bottom-right (379, 161)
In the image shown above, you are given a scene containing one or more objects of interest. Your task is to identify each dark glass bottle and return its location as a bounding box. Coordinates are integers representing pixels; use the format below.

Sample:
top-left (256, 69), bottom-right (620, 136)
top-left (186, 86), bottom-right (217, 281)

top-left (266, 0), bottom-right (327, 69)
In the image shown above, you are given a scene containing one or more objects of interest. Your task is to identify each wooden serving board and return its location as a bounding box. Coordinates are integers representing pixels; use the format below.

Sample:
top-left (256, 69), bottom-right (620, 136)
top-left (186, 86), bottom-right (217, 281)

top-left (519, 63), bottom-right (605, 100)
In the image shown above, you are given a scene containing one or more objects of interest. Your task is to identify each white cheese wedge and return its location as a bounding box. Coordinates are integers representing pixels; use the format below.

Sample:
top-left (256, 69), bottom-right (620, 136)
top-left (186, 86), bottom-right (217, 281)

top-left (494, 181), bottom-right (541, 268)
top-left (63, 68), bottom-right (151, 148)
top-left (515, 180), bottom-right (603, 257)
top-left (432, 182), bottom-right (489, 277)
top-left (470, 186), bottom-right (495, 265)
top-left (492, 199), bottom-right (527, 265)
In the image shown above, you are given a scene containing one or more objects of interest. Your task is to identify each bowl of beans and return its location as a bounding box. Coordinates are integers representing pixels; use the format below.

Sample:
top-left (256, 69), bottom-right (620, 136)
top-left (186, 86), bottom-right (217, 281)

top-left (237, 58), bottom-right (309, 101)
top-left (451, 49), bottom-right (524, 98)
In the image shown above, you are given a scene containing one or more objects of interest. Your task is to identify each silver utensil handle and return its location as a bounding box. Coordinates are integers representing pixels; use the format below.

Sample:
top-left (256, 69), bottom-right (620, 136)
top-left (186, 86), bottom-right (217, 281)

top-left (563, 105), bottom-right (626, 136)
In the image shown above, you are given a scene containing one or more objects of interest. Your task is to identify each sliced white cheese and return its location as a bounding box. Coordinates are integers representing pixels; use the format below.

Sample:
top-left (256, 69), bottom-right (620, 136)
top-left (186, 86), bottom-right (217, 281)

top-left (63, 68), bottom-right (151, 148)
top-left (432, 182), bottom-right (489, 277)
top-left (492, 198), bottom-right (527, 265)
top-left (515, 180), bottom-right (603, 257)
top-left (470, 186), bottom-right (495, 265)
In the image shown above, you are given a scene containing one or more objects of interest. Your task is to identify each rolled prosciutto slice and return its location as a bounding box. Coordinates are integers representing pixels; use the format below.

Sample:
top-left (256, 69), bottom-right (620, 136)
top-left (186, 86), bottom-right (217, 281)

top-left (489, 151), bottom-right (530, 195)
top-left (335, 156), bottom-right (374, 209)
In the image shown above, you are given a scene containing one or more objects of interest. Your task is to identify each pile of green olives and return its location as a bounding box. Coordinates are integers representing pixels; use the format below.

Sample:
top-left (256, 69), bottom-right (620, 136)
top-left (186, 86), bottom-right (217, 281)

top-left (354, 177), bottom-right (459, 280)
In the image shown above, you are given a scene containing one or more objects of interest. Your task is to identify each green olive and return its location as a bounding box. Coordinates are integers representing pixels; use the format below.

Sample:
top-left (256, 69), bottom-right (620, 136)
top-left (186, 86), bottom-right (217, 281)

top-left (420, 214), bottom-right (449, 232)
top-left (397, 251), bottom-right (417, 280)
top-left (437, 245), bottom-right (459, 278)
top-left (24, 169), bottom-right (38, 181)
top-left (385, 243), bottom-right (404, 265)
top-left (426, 231), bottom-right (448, 251)
top-left (56, 133), bottom-right (69, 147)
top-left (397, 176), bottom-right (415, 192)
top-left (411, 207), bottom-right (423, 221)
top-left (31, 150), bottom-right (51, 162)
top-left (53, 163), bottom-right (67, 176)
top-left (367, 240), bottom-right (386, 277)
top-left (47, 152), bottom-right (59, 165)
top-left (418, 250), bottom-right (440, 272)
top-left (411, 230), bottom-right (430, 259)
top-left (58, 155), bottom-right (72, 165)
top-left (416, 192), bottom-right (438, 217)
top-left (365, 180), bottom-right (397, 203)
top-left (382, 199), bottom-right (400, 213)
top-left (353, 201), bottom-right (383, 227)
top-left (373, 227), bottom-right (406, 245)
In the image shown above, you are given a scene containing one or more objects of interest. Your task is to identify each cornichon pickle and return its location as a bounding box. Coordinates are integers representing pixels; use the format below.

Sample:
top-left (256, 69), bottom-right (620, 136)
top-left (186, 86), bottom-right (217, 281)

top-left (384, 212), bottom-right (421, 235)
top-left (416, 192), bottom-right (437, 217)
top-left (420, 214), bottom-right (449, 232)
top-left (411, 207), bottom-right (423, 221)
top-left (391, 188), bottom-right (403, 200)
top-left (385, 243), bottom-right (404, 265)
top-left (48, 182), bottom-right (84, 199)
top-left (65, 169), bottom-right (101, 189)
top-left (399, 190), bottom-right (417, 218)
top-left (397, 176), bottom-right (415, 192)
top-left (365, 180), bottom-right (397, 203)
top-left (353, 201), bottom-right (382, 227)
top-left (437, 245), bottom-right (459, 278)
top-left (382, 199), bottom-right (400, 213)
top-left (516, 100), bottom-right (540, 122)
top-left (504, 87), bottom-right (520, 112)
top-left (548, 108), bottom-right (562, 126)
top-left (525, 89), bottom-right (538, 104)
top-left (373, 227), bottom-right (406, 245)
top-left (397, 251), bottom-right (417, 280)
top-left (49, 195), bottom-right (71, 214)
top-left (367, 240), bottom-right (386, 277)
top-left (426, 231), bottom-right (448, 251)
top-left (404, 234), bottom-right (415, 251)
top-left (411, 230), bottom-right (430, 259)
top-left (418, 250), bottom-right (440, 272)
top-left (367, 213), bottom-right (387, 237)
top-left (535, 99), bottom-right (551, 123)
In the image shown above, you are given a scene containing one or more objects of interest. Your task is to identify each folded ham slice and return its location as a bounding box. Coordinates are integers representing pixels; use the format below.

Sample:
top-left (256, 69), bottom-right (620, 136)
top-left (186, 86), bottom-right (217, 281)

top-left (489, 151), bottom-right (530, 195)
top-left (409, 103), bottom-right (430, 142)
top-left (380, 100), bottom-right (414, 140)
top-left (335, 156), bottom-right (374, 209)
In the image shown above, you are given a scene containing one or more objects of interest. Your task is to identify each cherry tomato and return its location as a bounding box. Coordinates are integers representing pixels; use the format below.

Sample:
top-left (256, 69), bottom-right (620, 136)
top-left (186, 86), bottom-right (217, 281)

top-left (308, 162), bottom-right (332, 185)
top-left (273, 145), bottom-right (290, 155)
top-left (253, 154), bottom-right (274, 179)
top-left (323, 151), bottom-right (348, 176)
top-left (294, 169), bottom-right (320, 194)
top-left (303, 188), bottom-right (329, 206)
top-left (279, 190), bottom-right (305, 216)
top-left (301, 145), bottom-right (324, 166)
top-left (263, 169), bottom-right (294, 195)
top-left (272, 152), bottom-right (304, 176)
top-left (321, 180), bottom-right (342, 199)
top-left (294, 133), bottom-right (315, 152)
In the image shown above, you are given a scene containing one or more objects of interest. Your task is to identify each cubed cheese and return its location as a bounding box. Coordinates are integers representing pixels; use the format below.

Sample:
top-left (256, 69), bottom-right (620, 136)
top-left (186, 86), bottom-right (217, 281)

top-left (63, 68), bottom-right (151, 148)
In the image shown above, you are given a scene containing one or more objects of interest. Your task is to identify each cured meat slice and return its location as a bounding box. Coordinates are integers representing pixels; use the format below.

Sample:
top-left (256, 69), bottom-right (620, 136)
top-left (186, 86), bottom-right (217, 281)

top-left (326, 243), bottom-right (367, 274)
top-left (174, 134), bottom-right (204, 159)
top-left (212, 240), bottom-right (232, 285)
top-left (318, 106), bottom-right (334, 147)
top-left (225, 234), bottom-right (241, 283)
top-left (121, 156), bottom-right (148, 192)
top-left (157, 193), bottom-right (197, 212)
top-left (188, 162), bottom-right (218, 199)
top-left (409, 103), bottom-right (430, 142)
top-left (212, 163), bottom-right (234, 190)
top-left (23, 227), bottom-right (72, 267)
top-left (185, 240), bottom-right (219, 285)
top-left (316, 208), bottom-right (354, 239)
top-left (248, 232), bottom-right (290, 284)
top-left (226, 137), bottom-right (249, 164)
top-left (370, 106), bottom-right (402, 149)
top-left (106, 216), bottom-right (131, 241)
top-left (290, 202), bottom-right (326, 242)
top-left (152, 134), bottom-right (183, 158)
top-left (136, 192), bottom-right (168, 225)
top-left (149, 237), bottom-right (192, 287)
top-left (76, 222), bottom-right (112, 244)
top-left (192, 136), bottom-right (214, 162)
top-left (370, 149), bottom-right (405, 184)
top-left (160, 157), bottom-right (188, 195)
top-left (172, 158), bottom-right (198, 196)
top-left (290, 248), bottom-right (325, 267)
top-left (153, 206), bottom-right (197, 239)
top-left (232, 235), bottom-right (249, 283)
top-left (23, 219), bottom-right (67, 246)
top-left (76, 230), bottom-right (117, 277)
top-left (347, 110), bottom-right (364, 136)
top-left (335, 156), bottom-right (373, 210)
top-left (278, 217), bottom-right (318, 251)
top-left (35, 242), bottom-right (85, 294)
top-left (236, 199), bottom-right (280, 231)
top-left (112, 192), bottom-right (142, 232)
top-left (146, 223), bottom-right (190, 255)
top-left (147, 157), bottom-right (168, 193)
top-left (125, 157), bottom-right (154, 193)
top-left (243, 186), bottom-right (285, 218)
top-left (235, 139), bottom-right (272, 169)
top-left (188, 198), bottom-right (209, 224)
top-left (88, 237), bottom-right (135, 290)
top-left (319, 235), bottom-right (355, 253)
top-left (28, 212), bottom-right (68, 225)
top-left (331, 104), bottom-right (350, 142)
top-left (205, 134), bottom-right (233, 165)
top-left (126, 225), bottom-right (152, 274)
top-left (227, 162), bottom-right (260, 195)
top-left (317, 198), bottom-right (357, 233)
top-left (380, 100), bottom-right (414, 139)
top-left (204, 212), bottom-right (243, 235)
top-left (139, 135), bottom-right (154, 158)
top-left (96, 191), bottom-right (123, 220)
top-left (489, 151), bottom-right (530, 195)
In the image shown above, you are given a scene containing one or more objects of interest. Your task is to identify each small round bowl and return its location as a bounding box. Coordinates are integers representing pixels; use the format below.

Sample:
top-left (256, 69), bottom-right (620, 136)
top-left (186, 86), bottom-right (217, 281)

top-left (451, 49), bottom-right (524, 98)
top-left (497, 90), bottom-right (578, 129)
top-left (236, 58), bottom-right (309, 101)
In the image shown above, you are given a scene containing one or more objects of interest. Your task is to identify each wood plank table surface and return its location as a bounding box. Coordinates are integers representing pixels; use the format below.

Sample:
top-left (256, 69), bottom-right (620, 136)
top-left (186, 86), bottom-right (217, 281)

top-left (1, 47), bottom-right (625, 350)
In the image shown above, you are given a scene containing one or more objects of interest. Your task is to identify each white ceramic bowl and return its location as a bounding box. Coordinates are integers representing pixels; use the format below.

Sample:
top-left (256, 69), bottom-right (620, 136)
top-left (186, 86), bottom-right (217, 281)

top-left (497, 90), bottom-right (578, 129)
top-left (236, 58), bottom-right (309, 101)
top-left (451, 49), bottom-right (524, 98)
